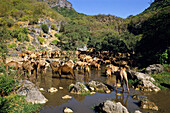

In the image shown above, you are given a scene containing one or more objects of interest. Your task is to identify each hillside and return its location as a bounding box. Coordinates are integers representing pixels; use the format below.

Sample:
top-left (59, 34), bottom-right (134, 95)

top-left (0, 0), bottom-right (169, 67)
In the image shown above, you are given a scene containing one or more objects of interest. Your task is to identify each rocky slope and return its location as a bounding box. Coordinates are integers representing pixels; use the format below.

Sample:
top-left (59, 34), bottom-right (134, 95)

top-left (37, 0), bottom-right (72, 9)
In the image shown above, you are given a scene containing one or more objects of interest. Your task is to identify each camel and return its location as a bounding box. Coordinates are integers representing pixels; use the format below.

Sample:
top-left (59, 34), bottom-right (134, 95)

top-left (0, 57), bottom-right (6, 64)
top-left (106, 64), bottom-right (119, 73)
top-left (90, 61), bottom-right (101, 70)
top-left (112, 58), bottom-right (128, 66)
top-left (84, 64), bottom-right (90, 76)
top-left (5, 61), bottom-right (22, 75)
top-left (50, 61), bottom-right (75, 79)
top-left (41, 51), bottom-right (48, 58)
top-left (116, 66), bottom-right (129, 93)
top-left (105, 68), bottom-right (112, 77)
top-left (22, 60), bottom-right (34, 76)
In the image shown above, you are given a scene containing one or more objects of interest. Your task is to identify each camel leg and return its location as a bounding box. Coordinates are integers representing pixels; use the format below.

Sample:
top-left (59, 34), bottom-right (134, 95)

top-left (116, 75), bottom-right (119, 91)
top-left (123, 73), bottom-right (129, 93)
top-left (120, 72), bottom-right (124, 93)
top-left (58, 70), bottom-right (62, 78)
top-left (70, 70), bottom-right (76, 80)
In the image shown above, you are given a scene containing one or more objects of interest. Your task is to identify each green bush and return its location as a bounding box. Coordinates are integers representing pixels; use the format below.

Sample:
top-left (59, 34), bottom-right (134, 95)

top-left (27, 45), bottom-right (35, 51)
top-left (11, 28), bottom-right (30, 42)
top-left (7, 19), bottom-right (14, 27)
top-left (29, 18), bottom-right (38, 25)
top-left (0, 73), bottom-right (17, 96)
top-left (51, 24), bottom-right (58, 31)
top-left (37, 36), bottom-right (45, 44)
top-left (0, 95), bottom-right (42, 113)
top-left (8, 44), bottom-right (17, 48)
top-left (151, 71), bottom-right (170, 90)
top-left (51, 40), bottom-right (58, 44)
top-left (41, 24), bottom-right (49, 34)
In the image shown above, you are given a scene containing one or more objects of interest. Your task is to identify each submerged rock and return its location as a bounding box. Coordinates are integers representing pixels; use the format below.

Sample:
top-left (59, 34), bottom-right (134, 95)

top-left (132, 94), bottom-right (139, 100)
top-left (88, 80), bottom-right (111, 93)
top-left (69, 82), bottom-right (90, 95)
top-left (139, 99), bottom-right (158, 111)
top-left (17, 80), bottom-right (48, 104)
top-left (64, 107), bottom-right (73, 113)
top-left (62, 95), bottom-right (72, 99)
top-left (96, 100), bottom-right (129, 113)
top-left (39, 88), bottom-right (44, 91)
top-left (48, 87), bottom-right (58, 93)
top-left (134, 110), bottom-right (142, 113)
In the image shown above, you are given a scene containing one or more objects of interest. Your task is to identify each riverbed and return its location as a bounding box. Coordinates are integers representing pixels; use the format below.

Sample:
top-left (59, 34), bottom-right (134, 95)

top-left (30, 65), bottom-right (170, 113)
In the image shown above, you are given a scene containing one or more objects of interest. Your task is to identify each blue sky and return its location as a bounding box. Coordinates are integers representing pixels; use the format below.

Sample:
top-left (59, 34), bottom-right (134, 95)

top-left (67, 0), bottom-right (152, 18)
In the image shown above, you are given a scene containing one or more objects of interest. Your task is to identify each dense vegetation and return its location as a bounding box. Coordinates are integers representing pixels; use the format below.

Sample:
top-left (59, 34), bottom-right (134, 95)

top-left (0, 0), bottom-right (65, 28)
top-left (54, 0), bottom-right (170, 66)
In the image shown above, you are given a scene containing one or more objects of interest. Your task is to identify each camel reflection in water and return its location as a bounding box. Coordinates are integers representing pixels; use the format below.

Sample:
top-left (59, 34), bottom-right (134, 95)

top-left (115, 90), bottom-right (129, 107)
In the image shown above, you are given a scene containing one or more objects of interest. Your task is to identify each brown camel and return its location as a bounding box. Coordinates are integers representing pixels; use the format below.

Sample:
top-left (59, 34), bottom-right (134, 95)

top-left (116, 66), bottom-right (129, 93)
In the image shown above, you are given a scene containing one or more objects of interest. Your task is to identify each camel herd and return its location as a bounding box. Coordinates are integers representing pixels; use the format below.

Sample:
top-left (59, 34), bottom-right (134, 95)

top-left (2, 50), bottom-right (134, 93)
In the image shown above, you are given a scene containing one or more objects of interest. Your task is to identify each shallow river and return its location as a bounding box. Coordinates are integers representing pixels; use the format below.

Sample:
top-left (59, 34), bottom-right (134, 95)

top-left (30, 65), bottom-right (170, 113)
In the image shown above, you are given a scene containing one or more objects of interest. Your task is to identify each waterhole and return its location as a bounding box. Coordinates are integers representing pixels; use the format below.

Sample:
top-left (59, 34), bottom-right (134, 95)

top-left (28, 65), bottom-right (169, 113)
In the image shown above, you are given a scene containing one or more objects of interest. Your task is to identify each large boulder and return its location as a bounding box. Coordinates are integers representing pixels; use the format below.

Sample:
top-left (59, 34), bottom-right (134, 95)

top-left (96, 100), bottom-right (129, 113)
top-left (69, 82), bottom-right (90, 95)
top-left (128, 70), bottom-right (160, 92)
top-left (87, 80), bottom-right (111, 93)
top-left (145, 64), bottom-right (164, 74)
top-left (17, 80), bottom-right (48, 104)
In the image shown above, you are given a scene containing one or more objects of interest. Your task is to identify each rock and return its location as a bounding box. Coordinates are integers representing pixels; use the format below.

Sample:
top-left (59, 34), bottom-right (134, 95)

top-left (69, 82), bottom-right (90, 95)
top-left (10, 52), bottom-right (18, 57)
top-left (139, 99), bottom-right (158, 111)
top-left (116, 93), bottom-right (121, 96)
top-left (64, 107), bottom-right (73, 113)
top-left (48, 87), bottom-right (58, 93)
top-left (90, 92), bottom-right (96, 95)
top-left (88, 80), bottom-right (110, 93)
top-left (39, 88), bottom-right (44, 91)
top-left (62, 95), bottom-right (72, 99)
top-left (115, 83), bottom-right (121, 87)
top-left (128, 70), bottom-right (160, 92)
top-left (17, 80), bottom-right (48, 104)
top-left (59, 87), bottom-right (63, 89)
top-left (15, 47), bottom-right (22, 51)
top-left (96, 100), bottom-right (129, 113)
top-left (32, 38), bottom-right (40, 46)
top-left (140, 80), bottom-right (160, 92)
top-left (106, 90), bottom-right (111, 94)
top-left (132, 94), bottom-right (139, 100)
top-left (8, 49), bottom-right (13, 51)
top-left (133, 72), bottom-right (155, 82)
top-left (134, 110), bottom-right (142, 113)
top-left (145, 64), bottom-right (164, 74)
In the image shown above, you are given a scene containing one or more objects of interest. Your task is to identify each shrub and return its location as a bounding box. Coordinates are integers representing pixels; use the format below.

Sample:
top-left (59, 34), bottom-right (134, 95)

top-left (0, 73), bottom-right (17, 97)
top-left (41, 24), bottom-right (49, 33)
top-left (8, 44), bottom-right (17, 48)
top-left (37, 36), bottom-right (45, 44)
top-left (7, 19), bottom-right (14, 27)
top-left (29, 18), bottom-right (38, 25)
top-left (51, 40), bottom-right (58, 44)
top-left (54, 33), bottom-right (61, 38)
top-left (0, 95), bottom-right (42, 113)
top-left (51, 24), bottom-right (58, 31)
top-left (27, 45), bottom-right (35, 51)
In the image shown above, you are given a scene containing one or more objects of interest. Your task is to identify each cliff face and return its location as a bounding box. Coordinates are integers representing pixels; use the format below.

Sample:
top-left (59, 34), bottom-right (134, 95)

top-left (37, 0), bottom-right (72, 9)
